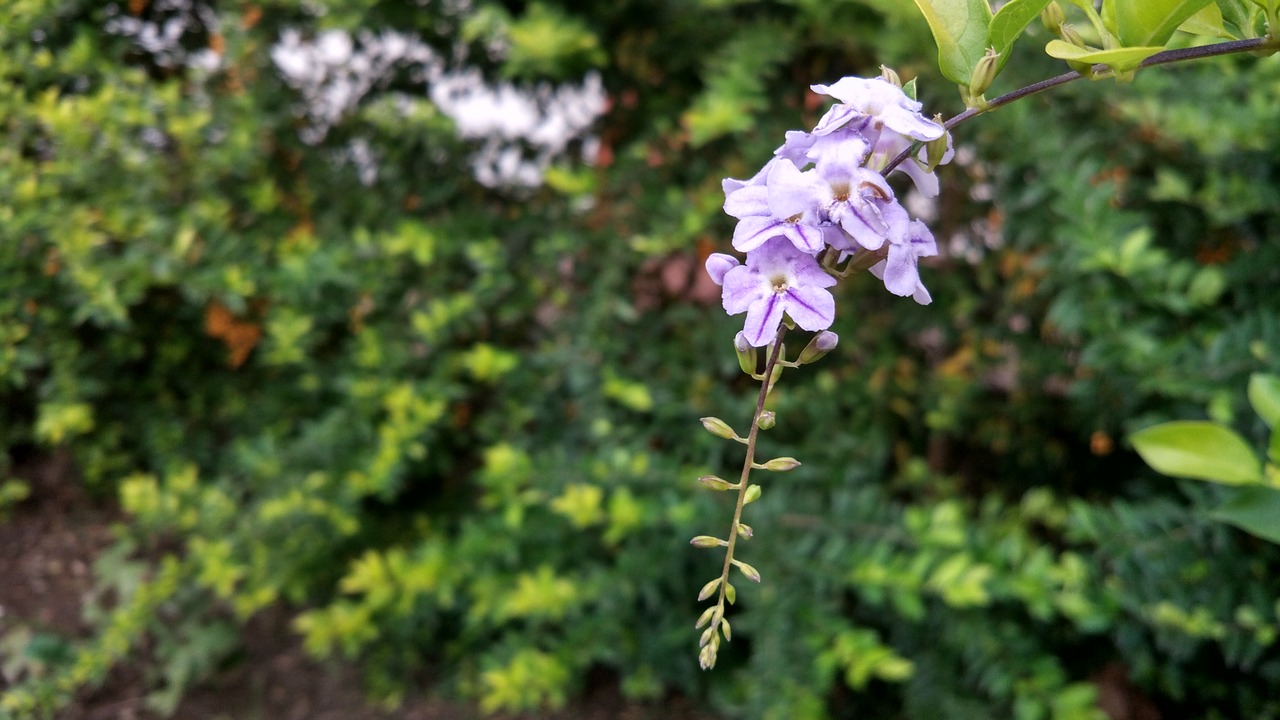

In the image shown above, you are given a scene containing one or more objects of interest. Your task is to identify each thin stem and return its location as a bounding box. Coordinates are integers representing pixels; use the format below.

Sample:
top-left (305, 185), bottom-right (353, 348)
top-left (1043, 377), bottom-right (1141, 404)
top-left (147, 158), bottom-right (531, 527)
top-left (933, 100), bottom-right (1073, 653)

top-left (884, 37), bottom-right (1273, 174)
top-left (713, 327), bottom-right (787, 610)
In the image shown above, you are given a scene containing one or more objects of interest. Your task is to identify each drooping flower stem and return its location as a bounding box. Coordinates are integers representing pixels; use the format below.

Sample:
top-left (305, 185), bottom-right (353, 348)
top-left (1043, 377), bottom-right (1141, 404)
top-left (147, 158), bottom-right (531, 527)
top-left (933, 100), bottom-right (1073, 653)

top-left (696, 326), bottom-right (788, 670)
top-left (716, 327), bottom-right (787, 598)
top-left (884, 37), bottom-right (1275, 174)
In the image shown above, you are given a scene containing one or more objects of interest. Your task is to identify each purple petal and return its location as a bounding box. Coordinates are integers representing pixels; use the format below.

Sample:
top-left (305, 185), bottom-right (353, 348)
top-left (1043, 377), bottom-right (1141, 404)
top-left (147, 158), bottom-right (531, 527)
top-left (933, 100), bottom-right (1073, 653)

top-left (783, 285), bottom-right (835, 331)
top-left (743, 294), bottom-right (785, 347)
top-left (705, 253), bottom-right (740, 286)
top-left (724, 185), bottom-right (769, 219)
top-left (721, 265), bottom-right (763, 315)
top-left (789, 254), bottom-right (839, 289)
top-left (881, 105), bottom-right (944, 141)
top-left (732, 216), bottom-right (783, 253)
top-left (881, 244), bottom-right (918, 297)
top-left (833, 202), bottom-right (886, 250)
top-left (765, 160), bottom-right (823, 220)
top-left (908, 220), bottom-right (938, 257)
top-left (783, 222), bottom-right (825, 254)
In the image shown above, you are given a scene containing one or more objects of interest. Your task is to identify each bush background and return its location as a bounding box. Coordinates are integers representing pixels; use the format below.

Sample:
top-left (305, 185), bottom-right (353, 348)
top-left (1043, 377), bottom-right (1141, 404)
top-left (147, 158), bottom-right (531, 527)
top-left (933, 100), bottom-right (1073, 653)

top-left (2, 1), bottom-right (1279, 718)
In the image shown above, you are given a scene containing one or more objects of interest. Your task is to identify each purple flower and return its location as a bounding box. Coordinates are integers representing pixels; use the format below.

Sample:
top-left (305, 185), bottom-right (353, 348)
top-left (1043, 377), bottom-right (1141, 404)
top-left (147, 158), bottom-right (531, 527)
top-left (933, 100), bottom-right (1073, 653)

top-left (869, 202), bottom-right (937, 304)
top-left (721, 237), bottom-right (838, 346)
top-left (724, 159), bottom-right (826, 255)
top-left (810, 77), bottom-right (945, 142)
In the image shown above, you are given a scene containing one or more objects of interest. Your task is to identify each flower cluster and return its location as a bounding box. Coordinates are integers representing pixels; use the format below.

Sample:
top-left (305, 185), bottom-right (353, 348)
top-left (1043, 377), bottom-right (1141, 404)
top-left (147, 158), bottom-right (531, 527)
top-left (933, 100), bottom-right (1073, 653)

top-left (707, 75), bottom-right (952, 346)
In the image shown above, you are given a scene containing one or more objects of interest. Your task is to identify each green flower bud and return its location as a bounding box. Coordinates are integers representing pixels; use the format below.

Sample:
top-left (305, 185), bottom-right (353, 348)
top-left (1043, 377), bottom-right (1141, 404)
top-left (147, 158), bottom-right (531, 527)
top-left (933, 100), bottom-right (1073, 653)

top-left (690, 535), bottom-right (725, 548)
top-left (757, 457), bottom-right (801, 472)
top-left (736, 523), bottom-right (753, 539)
top-left (968, 47), bottom-right (1000, 99)
top-left (1041, 1), bottom-right (1065, 33)
top-left (879, 64), bottom-right (901, 87)
top-left (724, 582), bottom-right (737, 605)
top-left (699, 625), bottom-right (716, 648)
top-left (797, 331), bottom-right (838, 364)
top-left (720, 618), bottom-right (732, 642)
top-left (695, 604), bottom-right (720, 628)
top-left (756, 411), bottom-right (776, 430)
top-left (698, 642), bottom-right (717, 670)
top-left (743, 484), bottom-right (762, 504)
top-left (733, 559), bottom-right (761, 583)
top-left (734, 332), bottom-right (757, 375)
top-left (924, 115), bottom-right (949, 171)
top-left (700, 416), bottom-right (739, 441)
top-left (698, 475), bottom-right (734, 491)
top-left (1060, 24), bottom-right (1085, 48)
top-left (697, 577), bottom-right (723, 601)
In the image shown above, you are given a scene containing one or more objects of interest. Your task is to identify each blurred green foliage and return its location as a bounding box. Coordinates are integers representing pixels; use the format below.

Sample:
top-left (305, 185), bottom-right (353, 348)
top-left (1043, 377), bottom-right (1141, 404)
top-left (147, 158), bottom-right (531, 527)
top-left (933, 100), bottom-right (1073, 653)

top-left (1, 1), bottom-right (1279, 719)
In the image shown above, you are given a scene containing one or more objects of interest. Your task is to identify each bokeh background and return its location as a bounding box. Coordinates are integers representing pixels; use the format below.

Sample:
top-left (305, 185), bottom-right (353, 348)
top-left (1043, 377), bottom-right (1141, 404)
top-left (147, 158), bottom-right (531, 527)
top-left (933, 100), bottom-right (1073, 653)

top-left (2, 1), bottom-right (1280, 718)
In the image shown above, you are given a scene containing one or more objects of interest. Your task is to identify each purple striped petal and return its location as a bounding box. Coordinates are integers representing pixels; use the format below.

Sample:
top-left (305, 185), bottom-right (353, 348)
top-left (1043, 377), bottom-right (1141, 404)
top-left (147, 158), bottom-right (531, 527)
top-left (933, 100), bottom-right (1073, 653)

top-left (783, 285), bottom-right (835, 331)
top-left (743, 294), bottom-right (785, 347)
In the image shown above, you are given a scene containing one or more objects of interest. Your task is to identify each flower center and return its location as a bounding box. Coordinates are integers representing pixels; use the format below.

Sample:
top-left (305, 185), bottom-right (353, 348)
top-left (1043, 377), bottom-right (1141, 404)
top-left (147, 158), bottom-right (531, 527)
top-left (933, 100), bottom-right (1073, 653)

top-left (769, 274), bottom-right (789, 294)
top-left (831, 181), bottom-right (850, 202)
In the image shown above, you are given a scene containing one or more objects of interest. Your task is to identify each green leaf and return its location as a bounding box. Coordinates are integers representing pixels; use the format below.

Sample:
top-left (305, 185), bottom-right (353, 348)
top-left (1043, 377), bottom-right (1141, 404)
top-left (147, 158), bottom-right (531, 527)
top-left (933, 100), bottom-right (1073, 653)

top-left (1113, 0), bottom-right (1214, 46)
top-left (1178, 3), bottom-right (1237, 39)
top-left (912, 0), bottom-right (994, 85)
top-left (1044, 40), bottom-right (1164, 72)
top-left (1248, 374), bottom-right (1280, 428)
top-left (989, 0), bottom-right (1054, 66)
top-left (1212, 486), bottom-right (1280, 543)
top-left (1132, 420), bottom-right (1263, 485)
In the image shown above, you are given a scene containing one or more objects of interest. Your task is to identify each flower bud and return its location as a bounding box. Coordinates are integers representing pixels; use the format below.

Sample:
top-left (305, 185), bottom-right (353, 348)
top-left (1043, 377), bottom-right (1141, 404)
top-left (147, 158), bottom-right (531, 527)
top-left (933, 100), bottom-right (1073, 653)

top-left (733, 559), bottom-right (761, 583)
top-left (695, 604), bottom-right (721, 629)
top-left (734, 332), bottom-right (757, 375)
top-left (879, 64), bottom-right (901, 88)
top-left (758, 457), bottom-right (801, 472)
top-left (700, 416), bottom-right (739, 440)
top-left (797, 331), bottom-right (838, 365)
top-left (690, 535), bottom-right (725, 548)
top-left (699, 625), bottom-right (716, 648)
top-left (968, 47), bottom-right (999, 99)
top-left (1041, 2), bottom-right (1065, 33)
top-left (924, 117), bottom-right (950, 172)
top-left (756, 411), bottom-right (776, 430)
top-left (736, 523), bottom-right (753, 539)
top-left (743, 484), bottom-right (762, 504)
top-left (724, 582), bottom-right (737, 605)
top-left (720, 618), bottom-right (732, 641)
top-left (1060, 24), bottom-right (1085, 48)
top-left (697, 577), bottom-right (722, 601)
top-left (698, 475), bottom-right (734, 491)
top-left (705, 253), bottom-right (739, 286)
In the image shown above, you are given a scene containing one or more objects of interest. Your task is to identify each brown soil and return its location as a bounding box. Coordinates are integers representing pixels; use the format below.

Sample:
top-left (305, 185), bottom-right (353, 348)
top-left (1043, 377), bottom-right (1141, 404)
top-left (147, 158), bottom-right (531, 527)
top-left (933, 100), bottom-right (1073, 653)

top-left (0, 453), bottom-right (718, 720)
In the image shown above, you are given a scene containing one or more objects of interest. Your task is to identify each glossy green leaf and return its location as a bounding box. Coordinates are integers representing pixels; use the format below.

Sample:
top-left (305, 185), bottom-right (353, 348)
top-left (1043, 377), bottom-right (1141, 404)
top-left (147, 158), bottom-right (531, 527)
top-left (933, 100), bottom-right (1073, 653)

top-left (1131, 420), bottom-right (1263, 485)
top-left (912, 0), bottom-right (994, 85)
top-left (1044, 40), bottom-right (1164, 72)
top-left (1179, 3), bottom-right (1236, 39)
top-left (1248, 374), bottom-right (1280, 428)
top-left (1114, 0), bottom-right (1215, 46)
top-left (1212, 486), bottom-right (1280, 543)
top-left (990, 0), bottom-right (1054, 64)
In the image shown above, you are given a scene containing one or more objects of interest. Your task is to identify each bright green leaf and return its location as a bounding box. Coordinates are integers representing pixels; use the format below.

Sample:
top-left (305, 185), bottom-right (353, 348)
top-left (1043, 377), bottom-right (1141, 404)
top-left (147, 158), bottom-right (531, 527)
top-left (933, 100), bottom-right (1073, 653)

top-left (1212, 486), bottom-right (1280, 543)
top-left (1114, 0), bottom-right (1214, 47)
top-left (1132, 420), bottom-right (1263, 485)
top-left (912, 0), bottom-right (994, 85)
top-left (1044, 40), bottom-right (1165, 72)
top-left (989, 0), bottom-right (1054, 66)
top-left (1248, 374), bottom-right (1280, 428)
top-left (1179, 3), bottom-right (1236, 39)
